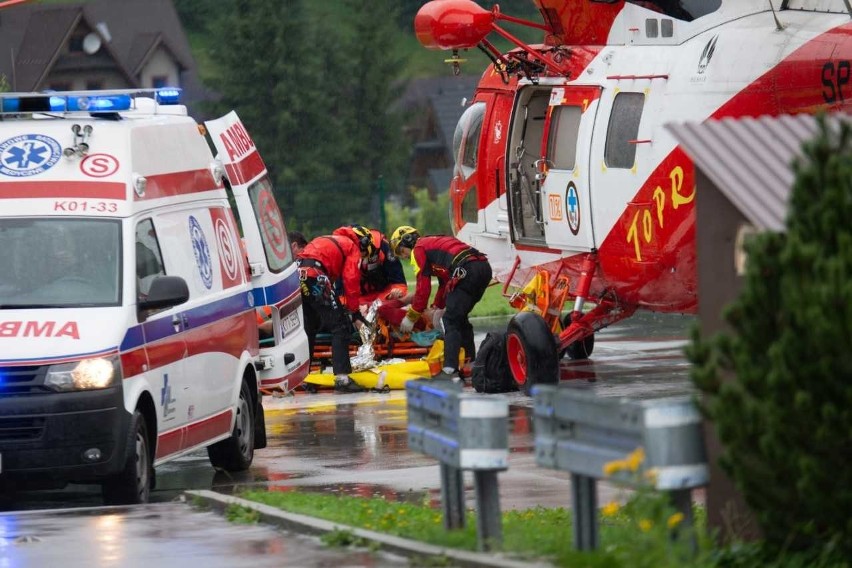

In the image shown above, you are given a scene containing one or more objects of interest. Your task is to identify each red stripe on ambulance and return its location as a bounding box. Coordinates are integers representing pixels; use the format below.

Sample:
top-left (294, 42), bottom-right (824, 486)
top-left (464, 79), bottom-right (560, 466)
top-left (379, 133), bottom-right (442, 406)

top-left (156, 409), bottom-right (233, 460)
top-left (218, 120), bottom-right (266, 184)
top-left (0, 181), bottom-right (125, 200)
top-left (120, 311), bottom-right (256, 377)
top-left (134, 168), bottom-right (220, 201)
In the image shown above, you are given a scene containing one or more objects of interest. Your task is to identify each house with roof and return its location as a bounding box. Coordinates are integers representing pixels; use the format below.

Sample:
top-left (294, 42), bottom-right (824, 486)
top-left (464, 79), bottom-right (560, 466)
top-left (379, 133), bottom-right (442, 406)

top-left (667, 112), bottom-right (851, 542)
top-left (0, 0), bottom-right (204, 110)
top-left (399, 75), bottom-right (478, 196)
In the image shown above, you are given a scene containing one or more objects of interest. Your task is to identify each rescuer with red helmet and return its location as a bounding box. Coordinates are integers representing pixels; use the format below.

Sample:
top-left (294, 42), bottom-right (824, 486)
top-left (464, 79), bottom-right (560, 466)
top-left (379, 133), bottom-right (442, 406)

top-left (297, 234), bottom-right (366, 393)
top-left (332, 224), bottom-right (407, 305)
top-left (390, 226), bottom-right (492, 382)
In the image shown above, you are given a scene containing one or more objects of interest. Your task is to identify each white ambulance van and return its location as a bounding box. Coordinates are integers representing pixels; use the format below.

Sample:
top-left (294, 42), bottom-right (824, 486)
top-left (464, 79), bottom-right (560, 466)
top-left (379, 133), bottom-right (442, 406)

top-left (0, 89), bottom-right (310, 504)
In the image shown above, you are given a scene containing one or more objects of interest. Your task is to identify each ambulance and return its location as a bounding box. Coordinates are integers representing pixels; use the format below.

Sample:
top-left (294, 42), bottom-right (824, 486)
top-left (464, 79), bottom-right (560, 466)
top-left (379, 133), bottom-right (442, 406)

top-left (0, 88), bottom-right (310, 504)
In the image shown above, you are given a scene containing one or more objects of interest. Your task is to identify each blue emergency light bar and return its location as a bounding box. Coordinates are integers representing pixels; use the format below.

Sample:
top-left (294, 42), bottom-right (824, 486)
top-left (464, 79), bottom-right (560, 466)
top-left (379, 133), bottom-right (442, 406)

top-left (0, 88), bottom-right (182, 114)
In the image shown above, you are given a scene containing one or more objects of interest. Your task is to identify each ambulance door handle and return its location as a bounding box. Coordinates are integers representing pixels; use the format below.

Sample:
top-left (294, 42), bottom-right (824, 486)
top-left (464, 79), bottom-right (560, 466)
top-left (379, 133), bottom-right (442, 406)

top-left (171, 314), bottom-right (181, 332)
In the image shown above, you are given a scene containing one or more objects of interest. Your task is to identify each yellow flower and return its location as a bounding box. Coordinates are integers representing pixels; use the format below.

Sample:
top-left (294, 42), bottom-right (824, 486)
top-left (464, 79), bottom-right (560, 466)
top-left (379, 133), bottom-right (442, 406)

top-left (601, 502), bottom-right (620, 517)
top-left (638, 519), bottom-right (653, 532)
top-left (643, 467), bottom-right (659, 486)
top-left (603, 459), bottom-right (627, 476)
top-left (626, 447), bottom-right (645, 472)
top-left (667, 512), bottom-right (685, 529)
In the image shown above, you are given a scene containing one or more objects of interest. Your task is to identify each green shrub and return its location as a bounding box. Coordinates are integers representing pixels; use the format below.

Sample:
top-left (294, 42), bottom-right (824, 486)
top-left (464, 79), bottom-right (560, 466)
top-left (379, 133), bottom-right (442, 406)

top-left (688, 116), bottom-right (852, 559)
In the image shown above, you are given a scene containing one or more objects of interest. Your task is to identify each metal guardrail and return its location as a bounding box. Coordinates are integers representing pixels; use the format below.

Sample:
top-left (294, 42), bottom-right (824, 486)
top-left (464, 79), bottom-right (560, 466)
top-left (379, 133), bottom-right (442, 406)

top-left (533, 385), bottom-right (708, 551)
top-left (406, 379), bottom-right (509, 551)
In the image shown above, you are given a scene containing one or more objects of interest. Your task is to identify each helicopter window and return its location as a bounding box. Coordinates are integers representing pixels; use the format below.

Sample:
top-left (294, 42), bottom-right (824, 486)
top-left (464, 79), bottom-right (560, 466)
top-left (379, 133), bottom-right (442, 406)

top-left (461, 185), bottom-right (478, 224)
top-left (604, 92), bottom-right (645, 169)
top-left (547, 105), bottom-right (582, 170)
top-left (454, 102), bottom-right (485, 180)
top-left (646, 19), bottom-right (659, 38)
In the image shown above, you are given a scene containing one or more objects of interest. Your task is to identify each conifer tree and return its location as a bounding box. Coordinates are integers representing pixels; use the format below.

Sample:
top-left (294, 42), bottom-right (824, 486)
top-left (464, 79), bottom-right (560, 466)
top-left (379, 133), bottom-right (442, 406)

top-left (689, 116), bottom-right (852, 557)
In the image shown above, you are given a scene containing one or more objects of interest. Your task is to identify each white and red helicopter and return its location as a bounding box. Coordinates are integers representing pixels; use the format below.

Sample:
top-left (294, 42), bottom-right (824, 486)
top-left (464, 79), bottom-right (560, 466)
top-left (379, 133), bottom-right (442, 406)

top-left (415, 0), bottom-right (852, 393)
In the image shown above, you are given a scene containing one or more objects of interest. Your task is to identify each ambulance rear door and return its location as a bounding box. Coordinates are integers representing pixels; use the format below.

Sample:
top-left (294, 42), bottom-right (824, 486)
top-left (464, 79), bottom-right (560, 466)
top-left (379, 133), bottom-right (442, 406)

top-left (204, 112), bottom-right (310, 392)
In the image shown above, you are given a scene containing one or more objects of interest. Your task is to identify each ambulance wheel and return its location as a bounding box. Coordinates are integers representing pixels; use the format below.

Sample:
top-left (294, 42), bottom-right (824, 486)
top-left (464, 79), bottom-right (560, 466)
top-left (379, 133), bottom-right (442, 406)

top-left (506, 312), bottom-right (559, 396)
top-left (207, 380), bottom-right (255, 472)
top-left (304, 383), bottom-right (318, 394)
top-left (102, 409), bottom-right (152, 505)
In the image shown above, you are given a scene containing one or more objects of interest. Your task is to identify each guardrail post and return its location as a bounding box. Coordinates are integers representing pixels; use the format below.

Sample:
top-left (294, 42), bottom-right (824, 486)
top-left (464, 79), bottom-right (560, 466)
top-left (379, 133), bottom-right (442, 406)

top-left (440, 463), bottom-right (465, 529)
top-left (572, 473), bottom-right (598, 550)
top-left (533, 385), bottom-right (708, 552)
top-left (406, 379), bottom-right (509, 552)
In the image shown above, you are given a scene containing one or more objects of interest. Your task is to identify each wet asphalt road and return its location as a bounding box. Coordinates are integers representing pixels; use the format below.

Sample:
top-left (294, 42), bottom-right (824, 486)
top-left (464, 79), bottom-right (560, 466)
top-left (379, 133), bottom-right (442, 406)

top-left (0, 311), bottom-right (695, 565)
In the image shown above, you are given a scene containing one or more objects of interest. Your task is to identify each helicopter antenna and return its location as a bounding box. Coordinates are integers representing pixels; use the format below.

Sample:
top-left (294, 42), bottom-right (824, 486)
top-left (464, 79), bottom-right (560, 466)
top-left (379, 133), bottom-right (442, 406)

top-left (767, 0), bottom-right (786, 30)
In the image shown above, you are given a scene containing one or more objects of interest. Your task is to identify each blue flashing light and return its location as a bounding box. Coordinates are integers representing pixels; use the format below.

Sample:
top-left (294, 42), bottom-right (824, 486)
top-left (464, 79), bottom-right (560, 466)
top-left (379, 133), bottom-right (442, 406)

top-left (1, 93), bottom-right (131, 113)
top-left (155, 88), bottom-right (182, 105)
top-left (67, 95), bottom-right (132, 112)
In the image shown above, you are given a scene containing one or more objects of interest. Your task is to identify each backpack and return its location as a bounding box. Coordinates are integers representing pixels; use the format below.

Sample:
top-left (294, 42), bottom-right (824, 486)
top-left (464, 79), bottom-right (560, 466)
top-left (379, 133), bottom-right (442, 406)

top-left (471, 332), bottom-right (518, 394)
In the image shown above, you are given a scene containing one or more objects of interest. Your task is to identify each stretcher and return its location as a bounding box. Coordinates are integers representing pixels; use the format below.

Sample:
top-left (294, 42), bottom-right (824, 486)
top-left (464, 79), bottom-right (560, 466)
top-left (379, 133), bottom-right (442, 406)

top-left (303, 341), bottom-right (445, 392)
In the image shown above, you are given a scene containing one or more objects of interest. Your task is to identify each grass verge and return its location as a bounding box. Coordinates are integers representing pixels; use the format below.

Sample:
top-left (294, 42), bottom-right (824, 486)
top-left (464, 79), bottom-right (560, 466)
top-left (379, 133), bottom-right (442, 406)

top-left (236, 489), bottom-right (715, 568)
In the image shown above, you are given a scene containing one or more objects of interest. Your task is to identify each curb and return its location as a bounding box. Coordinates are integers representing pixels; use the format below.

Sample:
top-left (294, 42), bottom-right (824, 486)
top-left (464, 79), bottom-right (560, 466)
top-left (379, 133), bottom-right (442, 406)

top-left (186, 490), bottom-right (551, 568)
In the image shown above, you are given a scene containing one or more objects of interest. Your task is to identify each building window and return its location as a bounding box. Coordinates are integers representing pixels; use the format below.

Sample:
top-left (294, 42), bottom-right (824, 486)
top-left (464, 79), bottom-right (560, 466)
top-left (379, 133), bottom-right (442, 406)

top-left (152, 76), bottom-right (169, 89)
top-left (604, 92), bottom-right (645, 169)
top-left (68, 36), bottom-right (85, 54)
top-left (50, 82), bottom-right (72, 92)
top-left (86, 80), bottom-right (103, 91)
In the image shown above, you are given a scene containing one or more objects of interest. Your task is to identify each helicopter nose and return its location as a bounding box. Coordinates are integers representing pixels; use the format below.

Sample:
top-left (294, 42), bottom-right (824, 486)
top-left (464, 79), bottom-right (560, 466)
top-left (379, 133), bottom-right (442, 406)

top-left (415, 0), bottom-right (493, 50)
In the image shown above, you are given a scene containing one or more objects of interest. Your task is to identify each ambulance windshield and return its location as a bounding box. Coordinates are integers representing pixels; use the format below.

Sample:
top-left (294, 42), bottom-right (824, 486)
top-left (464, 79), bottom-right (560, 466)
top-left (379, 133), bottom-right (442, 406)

top-left (0, 218), bottom-right (121, 308)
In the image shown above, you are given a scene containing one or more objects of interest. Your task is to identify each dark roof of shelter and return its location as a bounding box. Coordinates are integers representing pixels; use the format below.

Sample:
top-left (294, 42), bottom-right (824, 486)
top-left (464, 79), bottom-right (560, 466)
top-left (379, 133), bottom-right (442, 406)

top-left (0, 0), bottom-right (196, 93)
top-left (667, 113), bottom-right (851, 232)
top-left (400, 75), bottom-right (478, 154)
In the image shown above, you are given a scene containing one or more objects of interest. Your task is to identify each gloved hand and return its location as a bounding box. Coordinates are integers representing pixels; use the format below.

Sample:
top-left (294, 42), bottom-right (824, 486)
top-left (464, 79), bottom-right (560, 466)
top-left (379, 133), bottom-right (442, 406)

top-left (399, 316), bottom-right (415, 334)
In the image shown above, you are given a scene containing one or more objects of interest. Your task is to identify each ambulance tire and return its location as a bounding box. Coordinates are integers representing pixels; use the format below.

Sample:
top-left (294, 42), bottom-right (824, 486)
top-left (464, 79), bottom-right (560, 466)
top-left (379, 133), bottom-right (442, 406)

top-left (207, 380), bottom-right (255, 472)
top-left (102, 410), bottom-right (152, 505)
top-left (506, 312), bottom-right (559, 396)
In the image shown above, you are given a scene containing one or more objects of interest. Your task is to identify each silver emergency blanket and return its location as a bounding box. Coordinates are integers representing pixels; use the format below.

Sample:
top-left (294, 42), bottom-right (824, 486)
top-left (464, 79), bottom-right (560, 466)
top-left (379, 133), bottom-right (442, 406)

top-left (350, 300), bottom-right (381, 372)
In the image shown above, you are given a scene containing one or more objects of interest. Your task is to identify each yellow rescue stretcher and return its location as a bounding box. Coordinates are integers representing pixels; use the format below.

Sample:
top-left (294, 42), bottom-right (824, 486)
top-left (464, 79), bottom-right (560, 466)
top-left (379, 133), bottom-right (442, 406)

top-left (302, 340), bottom-right (449, 392)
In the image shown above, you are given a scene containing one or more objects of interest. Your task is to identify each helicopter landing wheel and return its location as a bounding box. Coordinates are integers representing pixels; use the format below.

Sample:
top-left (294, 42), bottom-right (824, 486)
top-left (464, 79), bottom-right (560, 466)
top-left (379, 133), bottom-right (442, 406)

top-left (506, 312), bottom-right (559, 396)
top-left (559, 315), bottom-right (595, 360)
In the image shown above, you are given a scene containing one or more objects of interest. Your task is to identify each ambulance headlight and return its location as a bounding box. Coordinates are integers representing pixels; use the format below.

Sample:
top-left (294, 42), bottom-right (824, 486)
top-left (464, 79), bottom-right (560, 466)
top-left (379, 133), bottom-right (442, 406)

top-left (45, 357), bottom-right (120, 392)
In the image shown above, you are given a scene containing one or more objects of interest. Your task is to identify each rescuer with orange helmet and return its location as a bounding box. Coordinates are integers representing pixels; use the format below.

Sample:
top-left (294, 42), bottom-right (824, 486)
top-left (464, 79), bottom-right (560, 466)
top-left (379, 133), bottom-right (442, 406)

top-left (297, 234), bottom-right (366, 393)
top-left (332, 224), bottom-right (407, 305)
top-left (390, 226), bottom-right (492, 382)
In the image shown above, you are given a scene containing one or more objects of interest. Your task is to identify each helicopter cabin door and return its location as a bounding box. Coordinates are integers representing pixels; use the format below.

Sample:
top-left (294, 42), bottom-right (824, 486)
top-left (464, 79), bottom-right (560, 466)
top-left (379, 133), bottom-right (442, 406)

top-left (537, 86), bottom-right (601, 252)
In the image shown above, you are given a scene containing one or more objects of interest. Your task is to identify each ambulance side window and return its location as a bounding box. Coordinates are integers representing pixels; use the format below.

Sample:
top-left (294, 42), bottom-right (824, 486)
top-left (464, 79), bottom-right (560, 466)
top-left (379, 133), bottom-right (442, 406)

top-left (248, 177), bottom-right (290, 273)
top-left (135, 219), bottom-right (166, 302)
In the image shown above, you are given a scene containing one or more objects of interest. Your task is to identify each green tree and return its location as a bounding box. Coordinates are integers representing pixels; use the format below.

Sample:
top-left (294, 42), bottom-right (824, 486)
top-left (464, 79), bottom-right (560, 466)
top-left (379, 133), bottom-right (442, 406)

top-left (337, 0), bottom-right (408, 186)
top-left (205, 0), bottom-right (337, 192)
top-left (689, 116), bottom-right (852, 559)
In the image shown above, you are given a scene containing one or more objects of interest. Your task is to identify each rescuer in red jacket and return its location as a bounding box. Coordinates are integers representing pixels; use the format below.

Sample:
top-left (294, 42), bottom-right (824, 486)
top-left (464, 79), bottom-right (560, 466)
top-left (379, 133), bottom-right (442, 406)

top-left (390, 226), bottom-right (492, 382)
top-left (297, 234), bottom-right (365, 393)
top-left (332, 224), bottom-right (407, 305)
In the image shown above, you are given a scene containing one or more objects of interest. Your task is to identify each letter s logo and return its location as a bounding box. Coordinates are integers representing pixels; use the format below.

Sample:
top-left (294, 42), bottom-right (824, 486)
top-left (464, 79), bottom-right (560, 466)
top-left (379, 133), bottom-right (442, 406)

top-left (80, 154), bottom-right (120, 178)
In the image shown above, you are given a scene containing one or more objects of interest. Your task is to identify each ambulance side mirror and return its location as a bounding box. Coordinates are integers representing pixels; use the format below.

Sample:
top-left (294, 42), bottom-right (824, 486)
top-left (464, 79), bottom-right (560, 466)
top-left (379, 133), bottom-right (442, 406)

top-left (139, 276), bottom-right (189, 312)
